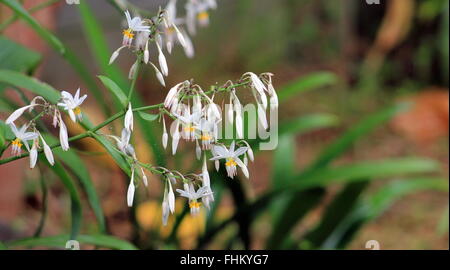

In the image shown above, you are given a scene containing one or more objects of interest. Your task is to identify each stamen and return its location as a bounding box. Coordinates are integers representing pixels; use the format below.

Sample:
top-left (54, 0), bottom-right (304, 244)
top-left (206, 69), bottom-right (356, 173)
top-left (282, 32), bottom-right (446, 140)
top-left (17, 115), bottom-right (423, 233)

top-left (184, 125), bottom-right (196, 133)
top-left (74, 107), bottom-right (81, 115)
top-left (189, 201), bottom-right (201, 209)
top-left (122, 29), bottom-right (135, 39)
top-left (12, 138), bottom-right (22, 148)
top-left (197, 11), bottom-right (209, 21)
top-left (225, 158), bottom-right (237, 167)
top-left (201, 133), bottom-right (212, 141)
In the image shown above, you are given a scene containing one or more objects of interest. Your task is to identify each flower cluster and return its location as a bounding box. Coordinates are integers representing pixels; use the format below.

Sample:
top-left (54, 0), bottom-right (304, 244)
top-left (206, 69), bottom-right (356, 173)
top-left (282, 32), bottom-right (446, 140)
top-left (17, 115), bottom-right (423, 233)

top-left (5, 89), bottom-right (87, 168)
top-left (109, 0), bottom-right (217, 86)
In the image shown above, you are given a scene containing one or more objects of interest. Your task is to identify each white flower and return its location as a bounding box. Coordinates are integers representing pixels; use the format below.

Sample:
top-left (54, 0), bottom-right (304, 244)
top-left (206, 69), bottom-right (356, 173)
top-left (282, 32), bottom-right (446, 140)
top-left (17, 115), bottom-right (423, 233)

top-left (210, 141), bottom-right (249, 179)
top-left (176, 110), bottom-right (202, 141)
top-left (6, 105), bottom-right (34, 125)
top-left (110, 128), bottom-right (136, 157)
top-left (127, 168), bottom-right (135, 207)
top-left (128, 60), bottom-right (138, 79)
top-left (9, 123), bottom-right (38, 156)
top-left (197, 117), bottom-right (218, 150)
top-left (172, 120), bottom-right (181, 155)
top-left (122, 10), bottom-right (150, 47)
top-left (109, 46), bottom-right (126, 64)
top-left (164, 82), bottom-right (185, 110)
top-left (124, 103), bottom-right (134, 132)
top-left (156, 42), bottom-right (169, 76)
top-left (162, 178), bottom-right (176, 225)
top-left (195, 139), bottom-right (201, 160)
top-left (29, 138), bottom-right (38, 169)
top-left (140, 167), bottom-right (148, 187)
top-left (162, 117), bottom-right (168, 149)
top-left (149, 62), bottom-right (166, 87)
top-left (176, 182), bottom-right (212, 216)
top-left (57, 88), bottom-right (87, 123)
top-left (240, 141), bottom-right (254, 162)
top-left (58, 115), bottom-right (70, 151)
top-left (185, 0), bottom-right (215, 34)
top-left (230, 90), bottom-right (243, 139)
top-left (40, 133), bottom-right (55, 166)
top-left (6, 96), bottom-right (46, 124)
top-left (201, 156), bottom-right (214, 209)
top-left (263, 73), bottom-right (278, 110)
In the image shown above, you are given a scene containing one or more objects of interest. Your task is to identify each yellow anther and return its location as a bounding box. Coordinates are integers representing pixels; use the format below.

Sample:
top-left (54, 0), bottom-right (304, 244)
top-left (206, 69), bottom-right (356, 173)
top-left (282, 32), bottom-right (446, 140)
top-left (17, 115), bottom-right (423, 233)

top-left (122, 29), bottom-right (134, 39)
top-left (225, 158), bottom-right (237, 167)
top-left (189, 201), bottom-right (201, 209)
top-left (201, 133), bottom-right (212, 141)
top-left (74, 107), bottom-right (81, 115)
top-left (12, 138), bottom-right (22, 148)
top-left (184, 125), bottom-right (196, 133)
top-left (197, 11), bottom-right (209, 21)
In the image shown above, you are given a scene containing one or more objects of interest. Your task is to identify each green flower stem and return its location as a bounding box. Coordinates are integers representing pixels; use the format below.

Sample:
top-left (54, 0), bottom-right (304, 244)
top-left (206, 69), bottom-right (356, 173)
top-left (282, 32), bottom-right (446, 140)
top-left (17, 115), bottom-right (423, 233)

top-left (126, 56), bottom-right (142, 104)
top-left (0, 80), bottom-right (248, 166)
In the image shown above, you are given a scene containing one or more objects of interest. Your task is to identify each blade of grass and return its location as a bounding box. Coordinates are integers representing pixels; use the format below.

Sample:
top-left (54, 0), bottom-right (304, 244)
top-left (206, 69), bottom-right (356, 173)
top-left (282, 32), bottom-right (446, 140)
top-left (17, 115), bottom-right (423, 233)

top-left (47, 159), bottom-right (82, 240)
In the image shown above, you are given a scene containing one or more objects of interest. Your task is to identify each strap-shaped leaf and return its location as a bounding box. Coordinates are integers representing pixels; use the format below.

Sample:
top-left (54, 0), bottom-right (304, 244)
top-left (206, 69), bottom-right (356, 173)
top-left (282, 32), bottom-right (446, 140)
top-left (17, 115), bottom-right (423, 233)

top-left (98, 75), bottom-right (128, 108)
top-left (278, 72), bottom-right (338, 102)
top-left (43, 134), bottom-right (105, 233)
top-left (0, 69), bottom-right (60, 103)
top-left (2, 0), bottom-right (65, 54)
top-left (7, 234), bottom-right (138, 250)
top-left (47, 160), bottom-right (82, 240)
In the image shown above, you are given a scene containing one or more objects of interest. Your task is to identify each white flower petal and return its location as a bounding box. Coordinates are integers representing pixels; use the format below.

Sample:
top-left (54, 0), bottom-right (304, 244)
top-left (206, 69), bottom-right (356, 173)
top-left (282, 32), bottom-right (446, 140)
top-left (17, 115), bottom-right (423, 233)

top-left (127, 170), bottom-right (135, 207)
top-left (6, 105), bottom-right (33, 124)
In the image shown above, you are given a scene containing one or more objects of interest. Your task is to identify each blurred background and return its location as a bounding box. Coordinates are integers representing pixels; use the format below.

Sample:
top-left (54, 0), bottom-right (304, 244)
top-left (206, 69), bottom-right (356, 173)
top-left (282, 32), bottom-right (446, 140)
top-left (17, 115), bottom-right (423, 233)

top-left (0, 0), bottom-right (448, 250)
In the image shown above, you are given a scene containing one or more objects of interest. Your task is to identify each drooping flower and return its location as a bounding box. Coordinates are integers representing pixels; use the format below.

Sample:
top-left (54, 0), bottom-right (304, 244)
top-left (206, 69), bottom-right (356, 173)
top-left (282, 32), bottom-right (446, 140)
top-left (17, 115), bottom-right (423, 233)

top-left (39, 133), bottom-right (55, 166)
top-left (201, 156), bottom-right (214, 209)
top-left (9, 123), bottom-right (38, 156)
top-left (29, 138), bottom-right (38, 169)
top-left (122, 10), bottom-right (150, 47)
top-left (185, 0), bottom-right (217, 35)
top-left (57, 88), bottom-right (87, 123)
top-left (110, 128), bottom-right (136, 158)
top-left (162, 178), bottom-right (176, 225)
top-left (176, 182), bottom-right (212, 216)
top-left (58, 114), bottom-right (70, 151)
top-left (124, 103), bottom-right (134, 132)
top-left (127, 168), bottom-right (136, 207)
top-left (5, 96), bottom-right (47, 125)
top-left (210, 141), bottom-right (249, 179)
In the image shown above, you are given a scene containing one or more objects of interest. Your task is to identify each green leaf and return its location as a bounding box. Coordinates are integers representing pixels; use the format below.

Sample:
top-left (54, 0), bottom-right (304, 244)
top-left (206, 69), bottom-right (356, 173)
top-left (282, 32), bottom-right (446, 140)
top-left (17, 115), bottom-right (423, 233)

top-left (0, 36), bottom-right (41, 74)
top-left (278, 72), bottom-right (338, 102)
top-left (47, 160), bottom-right (82, 240)
top-left (0, 69), bottom-right (60, 103)
top-left (279, 114), bottom-right (339, 136)
top-left (0, 120), bottom-right (14, 141)
top-left (78, 2), bottom-right (128, 99)
top-left (0, 241), bottom-right (6, 250)
top-left (301, 181), bottom-right (369, 249)
top-left (77, 234), bottom-right (138, 250)
top-left (266, 188), bottom-right (325, 249)
top-left (98, 75), bottom-right (128, 108)
top-left (293, 158), bottom-right (440, 190)
top-left (43, 134), bottom-right (105, 233)
top-left (437, 205), bottom-right (449, 235)
top-left (91, 133), bottom-right (131, 176)
top-left (272, 135), bottom-right (296, 186)
top-left (7, 234), bottom-right (138, 250)
top-left (138, 111), bottom-right (159, 122)
top-left (2, 0), bottom-right (65, 55)
top-left (327, 178), bottom-right (448, 249)
top-left (302, 103), bottom-right (410, 175)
